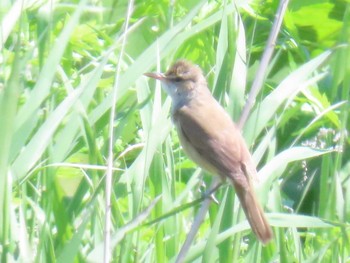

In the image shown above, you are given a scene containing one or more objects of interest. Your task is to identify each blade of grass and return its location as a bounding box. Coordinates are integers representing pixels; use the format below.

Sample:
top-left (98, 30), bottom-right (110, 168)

top-left (203, 189), bottom-right (229, 263)
top-left (259, 146), bottom-right (334, 189)
top-left (87, 196), bottom-right (161, 262)
top-left (239, 0), bottom-right (290, 128)
top-left (0, 44), bottom-right (24, 261)
top-left (104, 0), bottom-right (134, 261)
top-left (56, 213), bottom-right (90, 263)
top-left (15, 0), bottom-right (88, 134)
top-left (182, 212), bottom-right (333, 262)
top-left (0, 0), bottom-right (27, 48)
top-left (12, 84), bottom-right (85, 180)
top-left (244, 50), bottom-right (332, 145)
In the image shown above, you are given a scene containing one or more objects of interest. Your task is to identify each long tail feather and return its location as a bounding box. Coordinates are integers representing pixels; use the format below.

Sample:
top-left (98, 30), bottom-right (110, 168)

top-left (234, 183), bottom-right (273, 244)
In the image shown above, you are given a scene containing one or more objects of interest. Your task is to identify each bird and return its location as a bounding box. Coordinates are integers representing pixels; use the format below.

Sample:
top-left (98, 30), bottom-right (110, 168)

top-left (144, 59), bottom-right (273, 244)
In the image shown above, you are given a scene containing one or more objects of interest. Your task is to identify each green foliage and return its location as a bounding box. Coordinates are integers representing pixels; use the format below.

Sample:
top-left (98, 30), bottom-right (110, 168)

top-left (0, 0), bottom-right (349, 262)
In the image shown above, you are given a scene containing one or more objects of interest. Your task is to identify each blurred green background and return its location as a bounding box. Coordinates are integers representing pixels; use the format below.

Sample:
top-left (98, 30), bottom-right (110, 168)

top-left (0, 0), bottom-right (349, 262)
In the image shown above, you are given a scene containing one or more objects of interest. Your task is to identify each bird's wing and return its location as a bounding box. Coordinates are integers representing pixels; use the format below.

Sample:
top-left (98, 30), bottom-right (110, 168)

top-left (173, 101), bottom-right (255, 185)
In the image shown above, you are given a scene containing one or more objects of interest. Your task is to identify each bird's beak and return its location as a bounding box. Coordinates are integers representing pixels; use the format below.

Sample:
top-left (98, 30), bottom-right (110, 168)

top-left (144, 72), bottom-right (166, 81)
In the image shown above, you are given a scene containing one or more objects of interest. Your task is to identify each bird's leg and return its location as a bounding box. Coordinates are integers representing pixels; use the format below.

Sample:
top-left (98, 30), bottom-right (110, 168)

top-left (201, 178), bottom-right (223, 204)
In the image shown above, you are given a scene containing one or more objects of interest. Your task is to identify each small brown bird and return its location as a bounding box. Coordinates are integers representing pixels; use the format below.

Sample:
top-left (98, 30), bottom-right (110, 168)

top-left (144, 60), bottom-right (273, 244)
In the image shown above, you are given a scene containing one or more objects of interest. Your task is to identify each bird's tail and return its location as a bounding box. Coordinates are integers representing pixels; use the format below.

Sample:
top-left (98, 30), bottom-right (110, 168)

top-left (234, 183), bottom-right (273, 244)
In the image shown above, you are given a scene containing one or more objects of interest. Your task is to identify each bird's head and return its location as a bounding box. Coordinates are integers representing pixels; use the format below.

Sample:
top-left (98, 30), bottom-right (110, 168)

top-left (144, 60), bottom-right (207, 102)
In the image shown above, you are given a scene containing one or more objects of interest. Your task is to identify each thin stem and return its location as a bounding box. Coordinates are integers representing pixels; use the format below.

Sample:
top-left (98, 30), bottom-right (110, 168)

top-left (238, 0), bottom-right (290, 129)
top-left (175, 178), bottom-right (222, 263)
top-left (104, 1), bottom-right (134, 262)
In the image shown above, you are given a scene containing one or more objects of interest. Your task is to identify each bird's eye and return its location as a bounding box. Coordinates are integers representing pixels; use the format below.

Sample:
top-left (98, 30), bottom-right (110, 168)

top-left (174, 77), bottom-right (182, 82)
